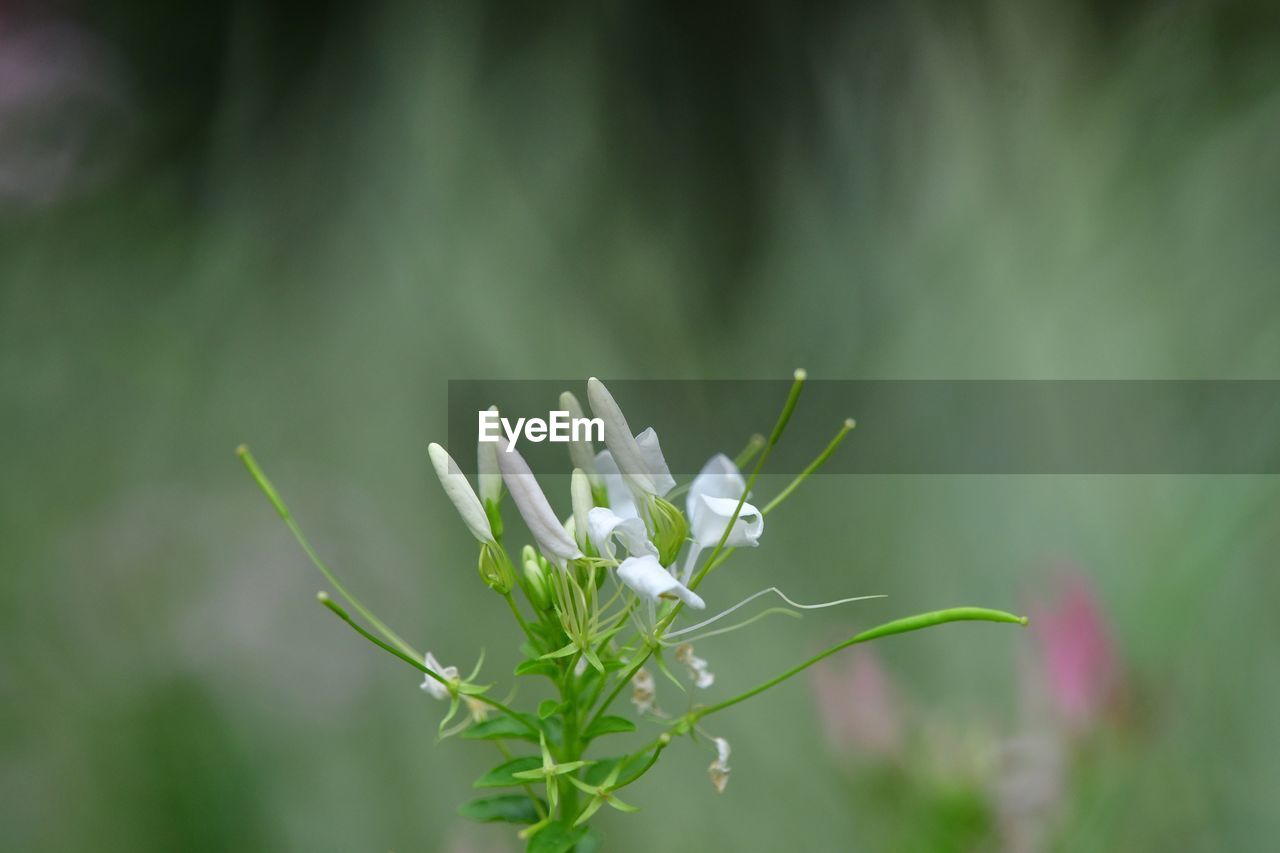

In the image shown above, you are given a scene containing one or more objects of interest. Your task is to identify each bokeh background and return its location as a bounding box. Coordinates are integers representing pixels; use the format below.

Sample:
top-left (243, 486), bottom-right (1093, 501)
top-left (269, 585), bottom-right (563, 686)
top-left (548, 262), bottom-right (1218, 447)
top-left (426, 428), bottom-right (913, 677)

top-left (3, 0), bottom-right (1279, 850)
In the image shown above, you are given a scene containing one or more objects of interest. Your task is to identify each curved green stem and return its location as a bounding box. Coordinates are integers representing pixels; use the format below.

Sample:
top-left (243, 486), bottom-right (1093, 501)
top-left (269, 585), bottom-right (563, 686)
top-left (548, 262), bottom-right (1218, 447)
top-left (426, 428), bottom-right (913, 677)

top-left (691, 607), bottom-right (1028, 722)
top-left (317, 592), bottom-right (539, 736)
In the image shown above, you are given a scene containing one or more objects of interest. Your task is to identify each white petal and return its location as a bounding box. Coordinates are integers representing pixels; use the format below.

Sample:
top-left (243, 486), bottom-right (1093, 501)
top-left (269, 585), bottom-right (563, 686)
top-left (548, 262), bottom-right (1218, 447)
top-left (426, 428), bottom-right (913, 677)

top-left (477, 406), bottom-right (503, 505)
top-left (570, 468), bottom-right (593, 551)
top-left (587, 506), bottom-right (658, 562)
top-left (687, 453), bottom-right (746, 516)
top-left (691, 494), bottom-right (764, 549)
top-left (594, 449), bottom-right (638, 519)
top-left (587, 378), bottom-right (657, 495)
top-left (420, 652), bottom-right (457, 701)
top-left (560, 391), bottom-right (600, 484)
top-left (634, 427), bottom-right (676, 497)
top-left (428, 443), bottom-right (494, 544)
top-left (495, 438), bottom-right (583, 566)
top-left (617, 554), bottom-right (705, 610)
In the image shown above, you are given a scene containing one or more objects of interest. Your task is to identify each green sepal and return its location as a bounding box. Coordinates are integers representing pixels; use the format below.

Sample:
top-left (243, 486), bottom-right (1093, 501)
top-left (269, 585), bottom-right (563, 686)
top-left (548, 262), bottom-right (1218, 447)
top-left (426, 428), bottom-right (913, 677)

top-left (582, 755), bottom-right (648, 787)
top-left (539, 642), bottom-right (580, 661)
top-left (459, 794), bottom-right (544, 824)
top-left (456, 682), bottom-right (494, 696)
top-left (582, 715), bottom-right (636, 740)
top-left (474, 756), bottom-right (543, 788)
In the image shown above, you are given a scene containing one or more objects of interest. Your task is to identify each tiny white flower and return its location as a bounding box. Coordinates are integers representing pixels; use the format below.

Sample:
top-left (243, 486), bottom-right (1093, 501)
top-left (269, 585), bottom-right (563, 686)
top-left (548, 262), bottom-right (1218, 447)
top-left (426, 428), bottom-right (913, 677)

top-left (708, 737), bottom-right (731, 793)
top-left (495, 437), bottom-right (583, 567)
top-left (616, 554), bottom-right (705, 610)
top-left (428, 443), bottom-right (495, 544)
top-left (477, 405), bottom-right (503, 506)
top-left (587, 506), bottom-right (657, 562)
top-left (420, 652), bottom-right (458, 701)
top-left (675, 643), bottom-right (715, 689)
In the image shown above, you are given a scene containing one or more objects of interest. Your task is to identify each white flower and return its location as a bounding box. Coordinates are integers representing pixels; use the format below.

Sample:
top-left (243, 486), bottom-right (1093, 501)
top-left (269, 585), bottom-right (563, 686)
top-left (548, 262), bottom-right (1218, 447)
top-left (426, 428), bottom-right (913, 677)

top-left (477, 405), bottom-right (503, 506)
top-left (709, 737), bottom-right (731, 793)
top-left (420, 652), bottom-right (458, 701)
top-left (587, 506), bottom-right (657, 562)
top-left (680, 453), bottom-right (764, 582)
top-left (675, 643), bottom-right (715, 689)
top-left (587, 378), bottom-right (676, 499)
top-left (616, 554), bottom-right (705, 610)
top-left (428, 443), bottom-right (495, 544)
top-left (495, 437), bottom-right (582, 567)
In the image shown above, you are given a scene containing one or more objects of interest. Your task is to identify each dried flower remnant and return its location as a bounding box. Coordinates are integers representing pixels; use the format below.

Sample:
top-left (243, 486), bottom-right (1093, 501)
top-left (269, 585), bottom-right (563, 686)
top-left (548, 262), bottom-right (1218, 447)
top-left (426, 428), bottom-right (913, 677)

top-left (630, 667), bottom-right (657, 715)
top-left (675, 644), bottom-right (715, 689)
top-left (708, 737), bottom-right (732, 793)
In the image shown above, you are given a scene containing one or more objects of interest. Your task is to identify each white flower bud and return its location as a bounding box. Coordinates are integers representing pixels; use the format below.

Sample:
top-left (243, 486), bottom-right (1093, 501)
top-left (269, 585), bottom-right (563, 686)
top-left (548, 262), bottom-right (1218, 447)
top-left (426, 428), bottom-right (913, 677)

top-left (428, 443), bottom-right (494, 544)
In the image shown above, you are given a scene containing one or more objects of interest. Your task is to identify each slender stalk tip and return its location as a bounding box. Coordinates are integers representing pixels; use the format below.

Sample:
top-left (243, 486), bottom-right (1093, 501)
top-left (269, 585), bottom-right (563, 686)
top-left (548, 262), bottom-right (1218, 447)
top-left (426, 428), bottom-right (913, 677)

top-left (843, 418), bottom-right (856, 430)
top-left (1019, 615), bottom-right (1030, 626)
top-left (793, 368), bottom-right (807, 381)
top-left (317, 591), bottom-right (330, 603)
top-left (235, 443), bottom-right (249, 458)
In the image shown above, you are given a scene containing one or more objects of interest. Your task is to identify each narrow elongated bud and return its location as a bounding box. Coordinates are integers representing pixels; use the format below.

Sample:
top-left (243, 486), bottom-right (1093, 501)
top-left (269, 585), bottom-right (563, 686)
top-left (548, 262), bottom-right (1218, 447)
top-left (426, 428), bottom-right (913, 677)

top-left (560, 391), bottom-right (600, 486)
top-left (477, 405), bottom-right (503, 506)
top-left (570, 468), bottom-right (593, 552)
top-left (495, 437), bottom-right (583, 566)
top-left (587, 378), bottom-right (657, 496)
top-left (428, 443), bottom-right (494, 544)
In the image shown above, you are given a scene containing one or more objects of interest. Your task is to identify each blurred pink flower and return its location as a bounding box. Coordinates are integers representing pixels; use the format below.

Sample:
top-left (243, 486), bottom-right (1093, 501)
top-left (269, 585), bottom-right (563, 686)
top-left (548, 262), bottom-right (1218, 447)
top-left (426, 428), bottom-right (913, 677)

top-left (811, 648), bottom-right (903, 760)
top-left (1028, 572), bottom-right (1120, 732)
top-left (0, 15), bottom-right (131, 208)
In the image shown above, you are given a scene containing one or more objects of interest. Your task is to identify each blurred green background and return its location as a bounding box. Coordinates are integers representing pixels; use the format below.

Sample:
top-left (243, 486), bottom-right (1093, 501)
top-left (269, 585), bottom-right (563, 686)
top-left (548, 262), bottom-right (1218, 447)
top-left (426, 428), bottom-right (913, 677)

top-left (3, 0), bottom-right (1278, 850)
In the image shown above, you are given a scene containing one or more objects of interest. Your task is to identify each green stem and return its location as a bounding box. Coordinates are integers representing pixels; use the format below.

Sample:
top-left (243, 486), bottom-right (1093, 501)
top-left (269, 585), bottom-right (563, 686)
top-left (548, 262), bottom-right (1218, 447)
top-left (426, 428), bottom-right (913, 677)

top-left (505, 591), bottom-right (539, 648)
top-left (760, 418), bottom-right (855, 516)
top-left (317, 593), bottom-right (539, 736)
top-left (691, 607), bottom-right (1028, 721)
top-left (559, 653), bottom-right (582, 822)
top-left (237, 445), bottom-right (419, 659)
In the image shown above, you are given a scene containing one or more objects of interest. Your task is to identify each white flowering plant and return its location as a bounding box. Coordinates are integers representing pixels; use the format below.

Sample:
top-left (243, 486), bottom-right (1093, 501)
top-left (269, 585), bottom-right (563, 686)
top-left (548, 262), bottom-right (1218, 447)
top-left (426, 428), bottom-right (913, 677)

top-left (238, 371), bottom-right (1026, 852)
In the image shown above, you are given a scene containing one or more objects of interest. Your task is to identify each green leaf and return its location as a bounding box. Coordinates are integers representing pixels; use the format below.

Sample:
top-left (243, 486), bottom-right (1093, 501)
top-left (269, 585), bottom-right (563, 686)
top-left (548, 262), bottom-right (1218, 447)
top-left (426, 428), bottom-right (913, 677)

top-left (462, 715), bottom-right (541, 742)
top-left (527, 821), bottom-right (587, 853)
top-left (582, 715), bottom-right (636, 740)
top-left (538, 700), bottom-right (563, 720)
top-left (474, 756), bottom-right (543, 788)
top-left (458, 794), bottom-right (544, 824)
top-left (575, 827), bottom-right (603, 852)
top-left (515, 659), bottom-right (559, 678)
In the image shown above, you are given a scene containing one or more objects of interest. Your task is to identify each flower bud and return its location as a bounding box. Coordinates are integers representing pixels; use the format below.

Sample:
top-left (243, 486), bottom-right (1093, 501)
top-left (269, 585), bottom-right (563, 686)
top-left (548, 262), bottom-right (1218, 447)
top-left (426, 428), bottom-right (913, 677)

top-left (570, 468), bottom-right (593, 552)
top-left (522, 552), bottom-right (551, 611)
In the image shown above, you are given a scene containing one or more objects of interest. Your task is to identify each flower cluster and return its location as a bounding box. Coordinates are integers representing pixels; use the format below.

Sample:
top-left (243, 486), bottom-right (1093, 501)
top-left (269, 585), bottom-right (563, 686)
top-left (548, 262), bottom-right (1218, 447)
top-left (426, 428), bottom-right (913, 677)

top-left (239, 370), bottom-right (1026, 852)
